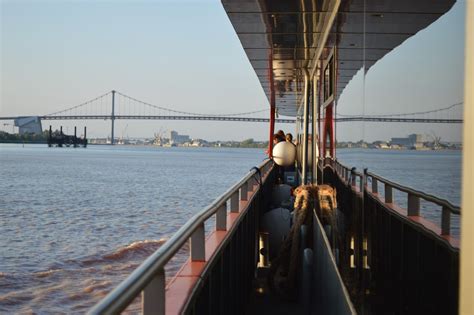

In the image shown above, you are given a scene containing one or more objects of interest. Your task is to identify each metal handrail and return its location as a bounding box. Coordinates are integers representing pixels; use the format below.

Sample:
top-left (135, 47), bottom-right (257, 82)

top-left (333, 159), bottom-right (460, 213)
top-left (332, 159), bottom-right (460, 236)
top-left (324, 159), bottom-right (363, 189)
top-left (88, 159), bottom-right (272, 314)
top-left (366, 171), bottom-right (461, 215)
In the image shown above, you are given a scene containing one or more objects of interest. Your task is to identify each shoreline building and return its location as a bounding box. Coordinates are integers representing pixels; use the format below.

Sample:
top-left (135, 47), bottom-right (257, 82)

top-left (390, 134), bottom-right (423, 148)
top-left (14, 116), bottom-right (43, 135)
top-left (170, 130), bottom-right (190, 145)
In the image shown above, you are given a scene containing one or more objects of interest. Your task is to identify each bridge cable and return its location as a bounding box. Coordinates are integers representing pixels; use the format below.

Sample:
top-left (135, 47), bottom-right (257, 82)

top-left (337, 101), bottom-right (463, 118)
top-left (45, 91), bottom-right (112, 116)
top-left (115, 91), bottom-right (269, 117)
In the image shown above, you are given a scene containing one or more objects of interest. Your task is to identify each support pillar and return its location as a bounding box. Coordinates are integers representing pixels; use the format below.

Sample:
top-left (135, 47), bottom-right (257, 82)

top-left (322, 103), bottom-right (335, 159)
top-left (59, 126), bottom-right (63, 147)
top-left (111, 90), bottom-right (116, 145)
top-left (268, 52), bottom-right (275, 158)
top-left (48, 125), bottom-right (52, 147)
top-left (84, 126), bottom-right (87, 148)
top-left (302, 70), bottom-right (310, 184)
top-left (74, 126), bottom-right (77, 148)
top-left (269, 106), bottom-right (275, 158)
top-left (312, 77), bottom-right (319, 184)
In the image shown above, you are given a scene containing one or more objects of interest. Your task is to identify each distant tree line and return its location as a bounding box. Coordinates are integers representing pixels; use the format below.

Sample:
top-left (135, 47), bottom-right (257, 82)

top-left (239, 138), bottom-right (268, 148)
top-left (219, 138), bottom-right (268, 148)
top-left (0, 130), bottom-right (49, 143)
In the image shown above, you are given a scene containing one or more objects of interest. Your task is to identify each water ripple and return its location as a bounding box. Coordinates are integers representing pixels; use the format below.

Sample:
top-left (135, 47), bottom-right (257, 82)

top-left (0, 144), bottom-right (265, 313)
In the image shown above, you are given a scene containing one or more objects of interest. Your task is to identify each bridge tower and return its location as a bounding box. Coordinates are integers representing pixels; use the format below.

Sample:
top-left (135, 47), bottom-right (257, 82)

top-left (111, 90), bottom-right (115, 145)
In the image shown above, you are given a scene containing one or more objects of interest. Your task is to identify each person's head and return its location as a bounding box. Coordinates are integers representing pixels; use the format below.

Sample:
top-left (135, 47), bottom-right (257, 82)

top-left (273, 133), bottom-right (284, 144)
top-left (286, 133), bottom-right (293, 142)
top-left (277, 130), bottom-right (285, 137)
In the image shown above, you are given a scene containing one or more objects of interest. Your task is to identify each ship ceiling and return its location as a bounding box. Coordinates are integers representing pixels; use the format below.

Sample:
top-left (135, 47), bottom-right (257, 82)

top-left (222, 0), bottom-right (455, 117)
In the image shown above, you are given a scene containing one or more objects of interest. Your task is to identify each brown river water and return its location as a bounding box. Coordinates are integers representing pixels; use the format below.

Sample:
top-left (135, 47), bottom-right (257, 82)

top-left (0, 145), bottom-right (461, 313)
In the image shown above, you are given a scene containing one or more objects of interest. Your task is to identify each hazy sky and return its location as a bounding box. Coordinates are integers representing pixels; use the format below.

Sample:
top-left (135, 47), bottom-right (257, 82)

top-left (1, 0), bottom-right (466, 142)
top-left (336, 0), bottom-right (465, 142)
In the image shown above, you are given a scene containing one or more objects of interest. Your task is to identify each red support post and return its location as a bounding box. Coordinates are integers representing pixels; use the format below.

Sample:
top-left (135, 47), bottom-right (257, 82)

top-left (318, 62), bottom-right (323, 159)
top-left (322, 103), bottom-right (335, 158)
top-left (269, 106), bottom-right (275, 158)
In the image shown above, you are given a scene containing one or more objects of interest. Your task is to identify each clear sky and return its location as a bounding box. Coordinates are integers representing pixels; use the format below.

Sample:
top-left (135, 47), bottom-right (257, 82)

top-left (0, 0), bottom-right (466, 142)
top-left (336, 0), bottom-right (466, 142)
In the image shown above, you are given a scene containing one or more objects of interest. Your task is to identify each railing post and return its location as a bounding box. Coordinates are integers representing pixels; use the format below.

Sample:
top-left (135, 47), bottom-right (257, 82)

top-left (264, 161), bottom-right (271, 174)
top-left (216, 204), bottom-right (227, 231)
top-left (142, 268), bottom-right (165, 315)
top-left (407, 193), bottom-right (420, 216)
top-left (361, 169), bottom-right (367, 192)
top-left (441, 206), bottom-right (451, 235)
top-left (230, 191), bottom-right (239, 213)
top-left (385, 183), bottom-right (393, 203)
top-left (249, 176), bottom-right (256, 189)
top-left (351, 169), bottom-right (356, 187)
top-left (371, 177), bottom-right (377, 194)
top-left (241, 181), bottom-right (248, 201)
top-left (191, 223), bottom-right (205, 261)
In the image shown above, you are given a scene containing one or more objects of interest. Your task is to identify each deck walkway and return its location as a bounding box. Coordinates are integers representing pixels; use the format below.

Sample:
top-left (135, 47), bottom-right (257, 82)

top-left (246, 268), bottom-right (304, 315)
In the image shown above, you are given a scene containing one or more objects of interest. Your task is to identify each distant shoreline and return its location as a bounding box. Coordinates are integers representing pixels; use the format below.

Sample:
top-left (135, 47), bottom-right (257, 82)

top-left (336, 146), bottom-right (462, 151)
top-left (0, 141), bottom-right (461, 151)
top-left (0, 140), bottom-right (47, 144)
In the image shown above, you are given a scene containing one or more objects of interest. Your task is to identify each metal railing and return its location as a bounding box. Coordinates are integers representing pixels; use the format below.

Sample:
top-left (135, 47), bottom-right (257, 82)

top-left (331, 159), bottom-right (362, 192)
top-left (332, 159), bottom-right (461, 237)
top-left (365, 169), bottom-right (460, 235)
top-left (89, 159), bottom-right (273, 315)
top-left (322, 158), bottom-right (461, 313)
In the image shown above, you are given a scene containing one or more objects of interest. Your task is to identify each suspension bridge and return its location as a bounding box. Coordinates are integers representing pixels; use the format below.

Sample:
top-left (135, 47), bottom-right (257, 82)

top-left (0, 90), bottom-right (463, 144)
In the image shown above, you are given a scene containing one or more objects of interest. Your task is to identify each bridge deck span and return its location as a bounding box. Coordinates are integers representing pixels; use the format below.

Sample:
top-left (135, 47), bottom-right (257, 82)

top-left (0, 115), bottom-right (463, 123)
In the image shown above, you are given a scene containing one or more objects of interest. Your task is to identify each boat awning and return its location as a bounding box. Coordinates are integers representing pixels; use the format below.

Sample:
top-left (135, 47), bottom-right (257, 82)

top-left (222, 0), bottom-right (455, 117)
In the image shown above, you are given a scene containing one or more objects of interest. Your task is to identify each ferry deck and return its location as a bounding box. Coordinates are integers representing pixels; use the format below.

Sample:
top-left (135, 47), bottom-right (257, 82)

top-left (89, 0), bottom-right (474, 314)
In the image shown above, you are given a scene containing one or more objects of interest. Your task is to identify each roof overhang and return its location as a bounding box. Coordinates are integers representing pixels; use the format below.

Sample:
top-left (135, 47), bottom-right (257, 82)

top-left (222, 0), bottom-right (456, 117)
